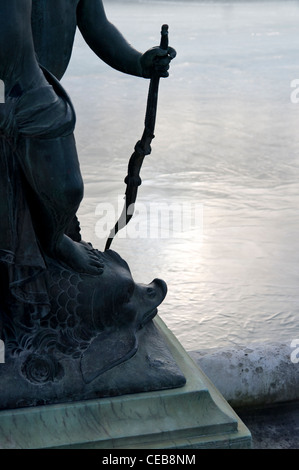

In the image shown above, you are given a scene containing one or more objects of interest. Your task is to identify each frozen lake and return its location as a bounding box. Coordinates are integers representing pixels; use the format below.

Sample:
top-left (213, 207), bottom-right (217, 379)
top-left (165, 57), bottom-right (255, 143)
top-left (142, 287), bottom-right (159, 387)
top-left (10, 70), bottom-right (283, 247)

top-left (62, 0), bottom-right (299, 351)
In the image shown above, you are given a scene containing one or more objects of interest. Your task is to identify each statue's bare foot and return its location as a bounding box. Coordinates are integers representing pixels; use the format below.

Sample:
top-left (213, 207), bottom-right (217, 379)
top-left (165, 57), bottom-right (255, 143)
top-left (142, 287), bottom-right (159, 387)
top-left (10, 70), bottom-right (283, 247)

top-left (55, 235), bottom-right (104, 275)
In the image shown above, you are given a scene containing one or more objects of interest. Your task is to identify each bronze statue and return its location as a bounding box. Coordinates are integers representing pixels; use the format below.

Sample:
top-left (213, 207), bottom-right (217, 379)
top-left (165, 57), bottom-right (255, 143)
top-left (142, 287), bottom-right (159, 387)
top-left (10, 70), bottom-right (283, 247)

top-left (0, 0), bottom-right (183, 408)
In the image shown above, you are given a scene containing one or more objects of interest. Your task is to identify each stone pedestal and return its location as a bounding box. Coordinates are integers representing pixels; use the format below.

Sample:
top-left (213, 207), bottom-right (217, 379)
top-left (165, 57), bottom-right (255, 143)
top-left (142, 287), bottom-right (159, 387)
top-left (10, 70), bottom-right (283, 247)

top-left (0, 317), bottom-right (251, 449)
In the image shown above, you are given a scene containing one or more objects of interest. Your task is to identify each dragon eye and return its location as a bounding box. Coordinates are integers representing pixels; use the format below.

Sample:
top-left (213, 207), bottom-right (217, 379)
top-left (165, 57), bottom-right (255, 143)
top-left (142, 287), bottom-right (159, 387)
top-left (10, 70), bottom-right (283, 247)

top-left (124, 282), bottom-right (135, 303)
top-left (119, 281), bottom-right (135, 304)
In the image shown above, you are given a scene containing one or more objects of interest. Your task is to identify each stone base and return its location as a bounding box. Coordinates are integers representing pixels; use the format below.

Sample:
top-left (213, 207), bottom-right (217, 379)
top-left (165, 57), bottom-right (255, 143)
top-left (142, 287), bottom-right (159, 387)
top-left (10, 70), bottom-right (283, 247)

top-left (0, 317), bottom-right (251, 449)
top-left (0, 319), bottom-right (186, 411)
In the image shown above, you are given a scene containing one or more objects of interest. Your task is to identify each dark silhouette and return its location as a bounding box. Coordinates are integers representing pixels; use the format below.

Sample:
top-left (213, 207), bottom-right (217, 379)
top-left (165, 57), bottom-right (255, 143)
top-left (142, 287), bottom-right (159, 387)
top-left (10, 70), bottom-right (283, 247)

top-left (0, 1), bottom-right (183, 407)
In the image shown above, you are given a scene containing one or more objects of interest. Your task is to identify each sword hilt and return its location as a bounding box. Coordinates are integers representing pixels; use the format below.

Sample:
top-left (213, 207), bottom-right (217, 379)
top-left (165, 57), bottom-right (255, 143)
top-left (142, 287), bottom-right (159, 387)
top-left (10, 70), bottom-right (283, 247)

top-left (160, 24), bottom-right (169, 51)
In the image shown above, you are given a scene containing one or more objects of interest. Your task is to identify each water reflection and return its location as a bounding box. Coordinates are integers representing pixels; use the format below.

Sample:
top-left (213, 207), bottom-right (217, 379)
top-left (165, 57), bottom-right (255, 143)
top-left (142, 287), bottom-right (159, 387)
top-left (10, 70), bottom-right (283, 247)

top-left (62, 0), bottom-right (299, 350)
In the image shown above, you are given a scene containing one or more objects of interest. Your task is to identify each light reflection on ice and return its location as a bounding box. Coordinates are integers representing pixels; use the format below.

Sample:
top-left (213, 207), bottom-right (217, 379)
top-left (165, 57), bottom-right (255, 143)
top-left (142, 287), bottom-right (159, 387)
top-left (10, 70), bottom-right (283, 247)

top-left (62, 0), bottom-right (299, 350)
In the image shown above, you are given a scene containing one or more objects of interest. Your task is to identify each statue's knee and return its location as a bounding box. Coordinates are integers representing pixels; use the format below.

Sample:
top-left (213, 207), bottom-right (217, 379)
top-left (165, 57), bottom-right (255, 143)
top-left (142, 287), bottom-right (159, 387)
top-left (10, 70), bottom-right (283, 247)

top-left (63, 176), bottom-right (83, 211)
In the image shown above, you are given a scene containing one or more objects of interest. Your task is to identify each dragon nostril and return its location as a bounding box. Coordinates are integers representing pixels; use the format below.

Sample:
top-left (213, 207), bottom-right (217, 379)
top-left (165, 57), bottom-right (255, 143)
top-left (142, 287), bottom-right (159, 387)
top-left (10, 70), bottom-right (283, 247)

top-left (147, 287), bottom-right (156, 298)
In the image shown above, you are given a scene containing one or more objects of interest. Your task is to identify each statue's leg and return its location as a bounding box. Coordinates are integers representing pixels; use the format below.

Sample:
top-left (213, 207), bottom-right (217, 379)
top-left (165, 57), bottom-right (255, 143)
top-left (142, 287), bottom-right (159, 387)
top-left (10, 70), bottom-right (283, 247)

top-left (0, 0), bottom-right (104, 275)
top-left (17, 134), bottom-right (104, 275)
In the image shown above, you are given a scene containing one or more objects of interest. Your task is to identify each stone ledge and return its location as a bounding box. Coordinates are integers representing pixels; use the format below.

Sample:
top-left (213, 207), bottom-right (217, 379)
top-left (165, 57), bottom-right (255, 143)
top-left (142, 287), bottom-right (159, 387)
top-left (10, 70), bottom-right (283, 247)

top-left (0, 317), bottom-right (252, 449)
top-left (189, 341), bottom-right (299, 409)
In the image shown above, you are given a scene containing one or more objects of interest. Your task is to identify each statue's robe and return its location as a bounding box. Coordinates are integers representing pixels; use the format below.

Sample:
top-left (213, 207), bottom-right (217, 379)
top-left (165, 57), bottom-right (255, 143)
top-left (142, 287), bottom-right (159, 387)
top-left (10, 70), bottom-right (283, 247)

top-left (0, 70), bottom-right (76, 327)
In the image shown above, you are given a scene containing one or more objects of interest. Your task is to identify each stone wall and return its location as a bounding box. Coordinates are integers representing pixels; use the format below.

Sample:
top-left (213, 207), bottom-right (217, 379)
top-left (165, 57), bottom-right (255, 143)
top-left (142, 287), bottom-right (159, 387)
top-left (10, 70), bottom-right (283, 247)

top-left (189, 341), bottom-right (299, 408)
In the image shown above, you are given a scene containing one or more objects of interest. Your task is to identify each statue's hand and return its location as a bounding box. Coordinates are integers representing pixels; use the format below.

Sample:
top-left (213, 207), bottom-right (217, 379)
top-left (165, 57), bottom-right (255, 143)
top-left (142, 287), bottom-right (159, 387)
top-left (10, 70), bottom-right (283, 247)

top-left (140, 46), bottom-right (176, 79)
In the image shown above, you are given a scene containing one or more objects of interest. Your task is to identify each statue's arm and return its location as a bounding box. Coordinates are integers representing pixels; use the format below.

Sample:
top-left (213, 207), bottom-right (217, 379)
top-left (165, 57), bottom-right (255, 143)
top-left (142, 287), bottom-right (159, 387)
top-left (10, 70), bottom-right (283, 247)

top-left (0, 0), bottom-right (41, 91)
top-left (77, 0), bottom-right (143, 77)
top-left (77, 0), bottom-right (176, 79)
